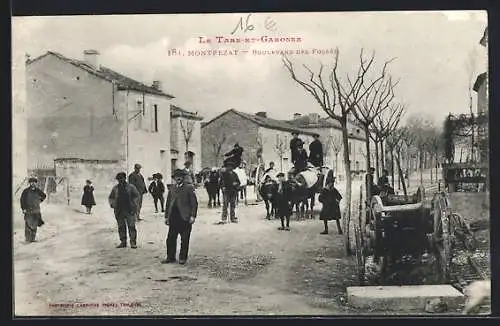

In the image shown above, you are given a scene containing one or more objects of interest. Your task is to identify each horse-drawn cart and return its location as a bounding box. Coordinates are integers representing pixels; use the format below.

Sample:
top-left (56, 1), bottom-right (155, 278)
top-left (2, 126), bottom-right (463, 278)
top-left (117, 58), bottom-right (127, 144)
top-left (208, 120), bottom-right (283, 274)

top-left (353, 184), bottom-right (473, 285)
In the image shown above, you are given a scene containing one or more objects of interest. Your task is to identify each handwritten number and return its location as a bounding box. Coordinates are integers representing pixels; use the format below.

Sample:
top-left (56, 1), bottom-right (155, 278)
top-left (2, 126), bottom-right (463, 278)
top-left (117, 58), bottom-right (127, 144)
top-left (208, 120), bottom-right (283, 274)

top-left (230, 13), bottom-right (255, 35)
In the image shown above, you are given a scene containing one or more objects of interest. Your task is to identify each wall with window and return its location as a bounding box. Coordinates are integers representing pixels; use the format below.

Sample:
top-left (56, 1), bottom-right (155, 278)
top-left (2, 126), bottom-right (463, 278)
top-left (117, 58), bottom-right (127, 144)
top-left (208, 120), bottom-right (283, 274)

top-left (122, 90), bottom-right (172, 183)
top-left (170, 116), bottom-right (202, 174)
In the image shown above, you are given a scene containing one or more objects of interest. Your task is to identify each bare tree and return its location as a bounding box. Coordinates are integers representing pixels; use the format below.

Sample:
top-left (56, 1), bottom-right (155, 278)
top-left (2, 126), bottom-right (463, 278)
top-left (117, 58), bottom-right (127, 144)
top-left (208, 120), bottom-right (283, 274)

top-left (274, 135), bottom-right (287, 172)
top-left (352, 73), bottom-right (398, 171)
top-left (386, 126), bottom-right (409, 197)
top-left (282, 48), bottom-right (394, 254)
top-left (327, 133), bottom-right (342, 177)
top-left (179, 119), bottom-right (195, 153)
top-left (206, 131), bottom-right (228, 167)
top-left (466, 48), bottom-right (478, 161)
top-left (370, 102), bottom-right (405, 179)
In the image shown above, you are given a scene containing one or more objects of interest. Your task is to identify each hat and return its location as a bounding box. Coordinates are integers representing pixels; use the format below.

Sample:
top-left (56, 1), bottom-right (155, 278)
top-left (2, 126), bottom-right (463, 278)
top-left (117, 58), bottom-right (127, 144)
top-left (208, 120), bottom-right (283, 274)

top-left (28, 177), bottom-right (38, 183)
top-left (313, 133), bottom-right (320, 138)
top-left (85, 179), bottom-right (92, 183)
top-left (115, 172), bottom-right (127, 180)
top-left (291, 131), bottom-right (299, 135)
top-left (156, 173), bottom-right (163, 180)
top-left (173, 169), bottom-right (186, 178)
top-left (134, 163), bottom-right (142, 169)
top-left (277, 172), bottom-right (285, 178)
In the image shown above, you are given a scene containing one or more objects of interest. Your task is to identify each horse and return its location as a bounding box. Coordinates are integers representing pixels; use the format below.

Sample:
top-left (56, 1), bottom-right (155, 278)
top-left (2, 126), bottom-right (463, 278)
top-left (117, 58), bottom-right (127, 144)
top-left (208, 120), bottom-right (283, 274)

top-left (200, 167), bottom-right (221, 208)
top-left (258, 176), bottom-right (278, 219)
top-left (288, 166), bottom-right (333, 219)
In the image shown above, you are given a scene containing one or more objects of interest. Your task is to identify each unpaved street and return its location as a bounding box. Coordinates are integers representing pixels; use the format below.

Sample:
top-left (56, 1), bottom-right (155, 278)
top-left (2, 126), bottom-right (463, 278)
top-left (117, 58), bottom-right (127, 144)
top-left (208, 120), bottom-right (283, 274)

top-left (13, 188), bottom-right (360, 316)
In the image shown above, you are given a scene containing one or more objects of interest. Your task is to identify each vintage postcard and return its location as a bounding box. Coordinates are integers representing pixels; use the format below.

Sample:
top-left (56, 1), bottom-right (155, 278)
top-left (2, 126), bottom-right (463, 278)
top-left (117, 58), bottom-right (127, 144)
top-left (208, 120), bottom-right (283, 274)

top-left (12, 11), bottom-right (490, 316)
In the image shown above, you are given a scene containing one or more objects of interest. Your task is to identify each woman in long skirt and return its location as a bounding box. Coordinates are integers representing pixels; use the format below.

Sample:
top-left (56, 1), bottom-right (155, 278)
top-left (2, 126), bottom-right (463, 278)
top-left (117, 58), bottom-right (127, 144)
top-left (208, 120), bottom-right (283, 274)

top-left (81, 179), bottom-right (96, 214)
top-left (318, 171), bottom-right (343, 235)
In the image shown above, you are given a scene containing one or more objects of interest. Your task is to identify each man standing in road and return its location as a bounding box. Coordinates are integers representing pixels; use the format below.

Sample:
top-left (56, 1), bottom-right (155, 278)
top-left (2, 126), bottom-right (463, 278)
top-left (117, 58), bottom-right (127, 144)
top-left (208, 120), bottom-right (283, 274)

top-left (108, 172), bottom-right (140, 249)
top-left (148, 173), bottom-right (165, 213)
top-left (162, 169), bottom-right (198, 265)
top-left (219, 165), bottom-right (240, 224)
top-left (20, 177), bottom-right (47, 243)
top-left (128, 163), bottom-right (148, 221)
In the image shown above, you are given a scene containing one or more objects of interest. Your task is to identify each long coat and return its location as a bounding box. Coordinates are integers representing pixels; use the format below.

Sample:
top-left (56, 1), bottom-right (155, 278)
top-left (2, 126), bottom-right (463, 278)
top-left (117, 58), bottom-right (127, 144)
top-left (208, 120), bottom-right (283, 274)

top-left (128, 172), bottom-right (148, 195)
top-left (148, 180), bottom-right (165, 198)
top-left (81, 184), bottom-right (96, 207)
top-left (293, 149), bottom-right (309, 172)
top-left (309, 139), bottom-right (324, 167)
top-left (165, 183), bottom-right (198, 223)
top-left (319, 186), bottom-right (342, 221)
top-left (289, 137), bottom-right (303, 163)
top-left (275, 180), bottom-right (293, 218)
top-left (20, 186), bottom-right (47, 214)
top-left (108, 182), bottom-right (140, 214)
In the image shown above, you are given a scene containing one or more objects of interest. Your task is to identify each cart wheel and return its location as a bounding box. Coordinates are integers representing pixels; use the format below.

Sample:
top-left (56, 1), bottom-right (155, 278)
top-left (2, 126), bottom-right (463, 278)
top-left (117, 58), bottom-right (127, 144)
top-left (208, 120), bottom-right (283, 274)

top-left (354, 224), bottom-right (366, 285)
top-left (432, 193), bottom-right (452, 283)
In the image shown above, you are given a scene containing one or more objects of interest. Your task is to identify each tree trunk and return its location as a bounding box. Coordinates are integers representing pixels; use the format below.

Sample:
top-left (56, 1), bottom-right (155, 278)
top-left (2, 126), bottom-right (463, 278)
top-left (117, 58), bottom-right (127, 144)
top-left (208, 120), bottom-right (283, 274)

top-left (419, 150), bottom-right (424, 185)
top-left (364, 125), bottom-right (371, 171)
top-left (430, 153), bottom-right (434, 183)
top-left (380, 141), bottom-right (385, 171)
top-left (375, 140), bottom-right (380, 180)
top-left (396, 151), bottom-right (408, 200)
top-left (391, 149), bottom-right (395, 188)
top-left (435, 148), bottom-right (439, 183)
top-left (341, 120), bottom-right (353, 256)
top-left (335, 153), bottom-right (339, 178)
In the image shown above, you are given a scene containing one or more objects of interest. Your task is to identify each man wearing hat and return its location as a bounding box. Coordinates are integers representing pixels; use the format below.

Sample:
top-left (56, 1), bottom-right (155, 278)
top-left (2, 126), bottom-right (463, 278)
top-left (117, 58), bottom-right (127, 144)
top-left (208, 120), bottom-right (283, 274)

top-left (162, 168), bottom-right (198, 265)
top-left (293, 141), bottom-right (309, 173)
top-left (223, 143), bottom-right (244, 170)
top-left (289, 131), bottom-right (304, 168)
top-left (128, 163), bottom-right (148, 221)
top-left (20, 177), bottom-right (47, 243)
top-left (148, 173), bottom-right (166, 213)
top-left (309, 133), bottom-right (324, 168)
top-left (275, 172), bottom-right (293, 231)
top-left (108, 172), bottom-right (140, 248)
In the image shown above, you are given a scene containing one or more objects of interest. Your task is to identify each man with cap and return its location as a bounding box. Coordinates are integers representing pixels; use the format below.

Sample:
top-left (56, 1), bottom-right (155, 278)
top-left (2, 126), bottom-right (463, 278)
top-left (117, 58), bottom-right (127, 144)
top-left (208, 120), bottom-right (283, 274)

top-left (148, 173), bottom-right (165, 213)
top-left (128, 163), bottom-right (148, 221)
top-left (20, 177), bottom-right (47, 243)
top-left (309, 133), bottom-right (324, 168)
top-left (108, 172), bottom-right (140, 248)
top-left (275, 172), bottom-right (293, 231)
top-left (162, 168), bottom-right (198, 265)
top-left (289, 131), bottom-right (304, 167)
top-left (223, 143), bottom-right (244, 170)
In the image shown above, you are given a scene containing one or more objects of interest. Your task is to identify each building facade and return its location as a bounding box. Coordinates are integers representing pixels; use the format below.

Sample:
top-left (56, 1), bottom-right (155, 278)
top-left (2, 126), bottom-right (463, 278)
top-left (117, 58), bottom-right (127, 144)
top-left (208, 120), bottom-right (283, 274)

top-left (26, 50), bottom-right (175, 184)
top-left (170, 105), bottom-right (204, 175)
top-left (201, 109), bottom-right (369, 179)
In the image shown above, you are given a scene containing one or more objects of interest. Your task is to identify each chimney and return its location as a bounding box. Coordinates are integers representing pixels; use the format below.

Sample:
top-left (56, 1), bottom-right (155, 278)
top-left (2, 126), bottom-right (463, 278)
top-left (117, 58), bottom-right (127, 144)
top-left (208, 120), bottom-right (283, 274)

top-left (255, 111), bottom-right (267, 118)
top-left (293, 113), bottom-right (302, 120)
top-left (152, 80), bottom-right (162, 90)
top-left (83, 49), bottom-right (100, 69)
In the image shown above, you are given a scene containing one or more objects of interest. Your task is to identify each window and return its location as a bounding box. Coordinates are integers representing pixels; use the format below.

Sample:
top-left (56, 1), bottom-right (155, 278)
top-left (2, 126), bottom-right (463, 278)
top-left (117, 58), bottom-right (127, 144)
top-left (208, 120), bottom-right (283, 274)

top-left (348, 142), bottom-right (352, 155)
top-left (153, 104), bottom-right (159, 132)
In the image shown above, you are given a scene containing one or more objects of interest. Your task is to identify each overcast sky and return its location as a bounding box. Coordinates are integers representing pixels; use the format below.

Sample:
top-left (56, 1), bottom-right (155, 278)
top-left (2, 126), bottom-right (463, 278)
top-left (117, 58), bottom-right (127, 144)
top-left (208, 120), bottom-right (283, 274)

top-left (12, 11), bottom-right (487, 124)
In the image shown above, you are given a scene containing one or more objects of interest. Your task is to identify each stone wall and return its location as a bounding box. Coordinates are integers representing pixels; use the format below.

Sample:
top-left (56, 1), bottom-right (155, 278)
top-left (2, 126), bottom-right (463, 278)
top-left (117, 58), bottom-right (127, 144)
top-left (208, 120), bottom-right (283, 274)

top-left (54, 158), bottom-right (124, 205)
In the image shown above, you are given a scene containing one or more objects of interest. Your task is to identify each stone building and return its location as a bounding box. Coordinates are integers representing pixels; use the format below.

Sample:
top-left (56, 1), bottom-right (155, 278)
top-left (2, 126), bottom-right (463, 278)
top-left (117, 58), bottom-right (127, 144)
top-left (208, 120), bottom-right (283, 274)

top-left (26, 50), bottom-right (175, 188)
top-left (201, 109), bottom-right (317, 173)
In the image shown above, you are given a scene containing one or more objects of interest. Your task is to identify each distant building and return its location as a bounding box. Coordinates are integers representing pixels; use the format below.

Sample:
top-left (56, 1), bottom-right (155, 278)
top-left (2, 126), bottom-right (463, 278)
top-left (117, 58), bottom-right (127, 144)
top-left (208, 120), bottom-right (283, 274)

top-left (288, 112), bottom-right (370, 178)
top-left (201, 109), bottom-right (318, 173)
top-left (170, 105), bottom-right (204, 175)
top-left (26, 50), bottom-right (175, 186)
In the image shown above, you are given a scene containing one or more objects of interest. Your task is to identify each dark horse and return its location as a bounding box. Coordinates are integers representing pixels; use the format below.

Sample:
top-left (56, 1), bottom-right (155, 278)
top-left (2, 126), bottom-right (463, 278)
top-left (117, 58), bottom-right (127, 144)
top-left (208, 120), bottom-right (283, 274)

top-left (258, 177), bottom-right (278, 219)
top-left (200, 168), bottom-right (221, 208)
top-left (288, 167), bottom-right (332, 219)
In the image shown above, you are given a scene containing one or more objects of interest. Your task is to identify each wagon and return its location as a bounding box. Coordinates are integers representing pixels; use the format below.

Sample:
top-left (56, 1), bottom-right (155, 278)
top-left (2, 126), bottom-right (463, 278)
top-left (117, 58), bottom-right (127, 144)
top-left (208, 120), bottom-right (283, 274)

top-left (353, 184), bottom-right (466, 285)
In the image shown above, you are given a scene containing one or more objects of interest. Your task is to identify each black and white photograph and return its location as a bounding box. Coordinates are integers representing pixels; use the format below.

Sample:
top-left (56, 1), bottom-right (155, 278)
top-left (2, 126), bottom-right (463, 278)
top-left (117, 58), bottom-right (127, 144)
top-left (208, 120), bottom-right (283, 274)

top-left (12, 10), bottom-right (491, 316)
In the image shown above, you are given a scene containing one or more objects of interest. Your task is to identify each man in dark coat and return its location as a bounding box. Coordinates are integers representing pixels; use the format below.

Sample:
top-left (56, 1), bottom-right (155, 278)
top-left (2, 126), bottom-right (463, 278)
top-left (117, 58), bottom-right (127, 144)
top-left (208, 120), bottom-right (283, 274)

top-left (162, 169), bottom-right (198, 265)
top-left (293, 141), bottom-right (309, 173)
top-left (365, 167), bottom-right (376, 197)
top-left (309, 133), bottom-right (324, 167)
top-left (223, 143), bottom-right (244, 169)
top-left (289, 131), bottom-right (303, 166)
top-left (108, 172), bottom-right (140, 248)
top-left (148, 173), bottom-right (165, 213)
top-left (275, 173), bottom-right (293, 231)
top-left (219, 167), bottom-right (240, 224)
top-left (128, 163), bottom-right (148, 221)
top-left (20, 177), bottom-right (47, 243)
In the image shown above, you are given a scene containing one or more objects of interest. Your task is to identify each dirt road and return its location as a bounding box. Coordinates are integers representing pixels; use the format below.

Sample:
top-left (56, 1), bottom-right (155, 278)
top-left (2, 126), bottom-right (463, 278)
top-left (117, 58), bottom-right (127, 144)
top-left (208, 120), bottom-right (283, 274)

top-left (13, 194), bottom-right (358, 316)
